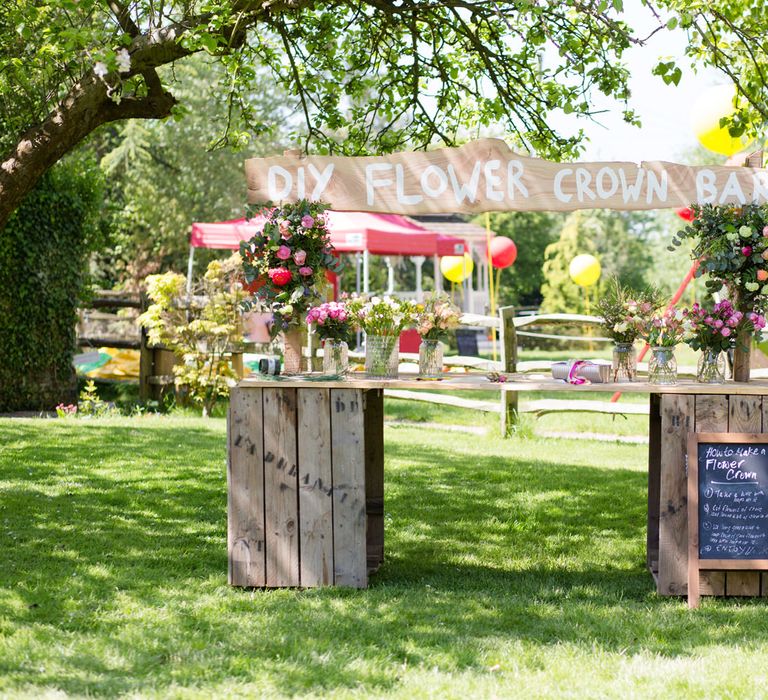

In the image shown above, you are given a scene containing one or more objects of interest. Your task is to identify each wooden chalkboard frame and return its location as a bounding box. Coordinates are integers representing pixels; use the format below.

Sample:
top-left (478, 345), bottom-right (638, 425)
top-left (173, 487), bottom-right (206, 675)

top-left (687, 432), bottom-right (768, 609)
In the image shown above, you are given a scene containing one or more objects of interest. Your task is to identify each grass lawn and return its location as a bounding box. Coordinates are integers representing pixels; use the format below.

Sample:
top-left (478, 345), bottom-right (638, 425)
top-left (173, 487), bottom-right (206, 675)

top-left (2, 414), bottom-right (768, 698)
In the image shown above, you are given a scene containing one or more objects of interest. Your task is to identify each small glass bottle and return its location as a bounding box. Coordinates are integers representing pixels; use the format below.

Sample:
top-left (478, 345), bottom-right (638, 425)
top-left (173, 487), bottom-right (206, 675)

top-left (648, 346), bottom-right (678, 385)
top-left (322, 338), bottom-right (349, 376)
top-left (612, 342), bottom-right (637, 382)
top-left (696, 348), bottom-right (726, 384)
top-left (418, 338), bottom-right (443, 378)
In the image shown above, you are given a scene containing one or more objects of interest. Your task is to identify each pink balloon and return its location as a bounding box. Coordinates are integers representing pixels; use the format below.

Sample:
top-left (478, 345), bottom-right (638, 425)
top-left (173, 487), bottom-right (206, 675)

top-left (488, 237), bottom-right (517, 269)
top-left (676, 207), bottom-right (695, 222)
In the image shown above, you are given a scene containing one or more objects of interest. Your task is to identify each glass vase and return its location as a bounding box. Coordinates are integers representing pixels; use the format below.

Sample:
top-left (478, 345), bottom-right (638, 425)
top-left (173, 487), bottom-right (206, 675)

top-left (365, 334), bottom-right (399, 378)
top-left (697, 348), bottom-right (726, 384)
top-left (612, 342), bottom-right (637, 382)
top-left (418, 339), bottom-right (443, 378)
top-left (322, 338), bottom-right (348, 376)
top-left (648, 345), bottom-right (678, 385)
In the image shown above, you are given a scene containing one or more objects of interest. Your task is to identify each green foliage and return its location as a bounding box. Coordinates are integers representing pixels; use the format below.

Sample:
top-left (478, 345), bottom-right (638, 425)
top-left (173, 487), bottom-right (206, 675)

top-left (0, 160), bottom-right (102, 411)
top-left (481, 212), bottom-right (562, 308)
top-left (596, 277), bottom-right (665, 343)
top-left (540, 211), bottom-right (653, 314)
top-left (669, 203), bottom-right (768, 312)
top-left (139, 255), bottom-right (245, 417)
top-left (77, 380), bottom-right (112, 417)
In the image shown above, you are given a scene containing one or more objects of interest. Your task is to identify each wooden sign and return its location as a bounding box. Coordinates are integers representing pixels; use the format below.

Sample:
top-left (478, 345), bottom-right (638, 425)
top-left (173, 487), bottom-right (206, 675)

top-left (244, 138), bottom-right (768, 214)
top-left (687, 432), bottom-right (768, 609)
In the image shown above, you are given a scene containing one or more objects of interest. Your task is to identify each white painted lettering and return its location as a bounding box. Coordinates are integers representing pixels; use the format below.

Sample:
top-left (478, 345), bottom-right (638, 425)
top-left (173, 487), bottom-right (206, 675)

top-left (507, 160), bottom-right (529, 199)
top-left (421, 165), bottom-right (448, 198)
top-left (267, 165), bottom-right (292, 200)
top-left (308, 163), bottom-right (335, 200)
top-left (575, 168), bottom-right (596, 202)
top-left (696, 169), bottom-right (718, 204)
top-left (618, 168), bottom-right (644, 203)
top-left (484, 160), bottom-right (503, 202)
top-left (365, 164), bottom-right (394, 206)
top-left (395, 164), bottom-right (423, 205)
top-left (753, 172), bottom-right (768, 203)
top-left (719, 171), bottom-right (747, 205)
top-left (296, 167), bottom-right (305, 199)
top-left (646, 169), bottom-right (668, 203)
top-left (553, 168), bottom-right (573, 203)
top-left (447, 160), bottom-right (482, 204)
top-left (595, 166), bottom-right (619, 199)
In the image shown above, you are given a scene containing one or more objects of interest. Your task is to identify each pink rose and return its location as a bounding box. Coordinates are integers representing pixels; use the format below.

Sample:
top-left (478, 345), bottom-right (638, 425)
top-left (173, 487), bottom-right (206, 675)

top-left (742, 246), bottom-right (753, 256)
top-left (299, 266), bottom-right (313, 276)
top-left (301, 215), bottom-right (315, 228)
top-left (714, 320), bottom-right (723, 329)
top-left (279, 220), bottom-right (291, 238)
top-left (276, 245), bottom-right (291, 260)
top-left (293, 249), bottom-right (307, 265)
top-left (763, 225), bottom-right (768, 237)
top-left (721, 327), bottom-right (732, 337)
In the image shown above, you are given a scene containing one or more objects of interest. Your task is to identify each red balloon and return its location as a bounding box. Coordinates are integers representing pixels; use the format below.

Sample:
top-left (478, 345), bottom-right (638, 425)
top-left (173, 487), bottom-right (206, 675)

top-left (676, 207), bottom-right (695, 222)
top-left (488, 237), bottom-right (517, 269)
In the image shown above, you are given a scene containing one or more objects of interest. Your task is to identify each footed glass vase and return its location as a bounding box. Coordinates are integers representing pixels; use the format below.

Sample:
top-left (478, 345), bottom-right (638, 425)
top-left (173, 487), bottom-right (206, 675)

top-left (418, 339), bottom-right (443, 378)
top-left (697, 348), bottom-right (726, 384)
top-left (612, 342), bottom-right (637, 382)
top-left (322, 338), bottom-right (348, 375)
top-left (648, 346), bottom-right (677, 385)
top-left (365, 334), bottom-right (399, 378)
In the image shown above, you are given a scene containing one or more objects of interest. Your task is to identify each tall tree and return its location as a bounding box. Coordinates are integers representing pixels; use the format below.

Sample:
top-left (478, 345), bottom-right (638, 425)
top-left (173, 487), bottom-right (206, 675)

top-left (0, 0), bottom-right (694, 232)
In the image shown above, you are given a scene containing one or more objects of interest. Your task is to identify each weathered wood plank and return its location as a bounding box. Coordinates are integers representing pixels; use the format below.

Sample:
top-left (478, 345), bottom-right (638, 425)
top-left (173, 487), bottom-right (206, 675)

top-left (227, 387), bottom-right (266, 587)
top-left (694, 395), bottom-right (729, 597)
top-left (297, 389), bottom-right (334, 587)
top-left (729, 395), bottom-right (762, 433)
top-left (647, 393), bottom-right (661, 575)
top-left (331, 388), bottom-right (368, 588)
top-left (658, 394), bottom-right (694, 596)
top-left (263, 388), bottom-right (300, 587)
top-left (699, 571), bottom-right (726, 596)
top-left (726, 571), bottom-right (761, 596)
top-left (364, 389), bottom-right (385, 571)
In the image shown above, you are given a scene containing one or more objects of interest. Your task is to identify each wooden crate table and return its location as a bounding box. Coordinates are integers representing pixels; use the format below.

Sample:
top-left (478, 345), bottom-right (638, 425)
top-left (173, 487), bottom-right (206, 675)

top-left (228, 372), bottom-right (768, 597)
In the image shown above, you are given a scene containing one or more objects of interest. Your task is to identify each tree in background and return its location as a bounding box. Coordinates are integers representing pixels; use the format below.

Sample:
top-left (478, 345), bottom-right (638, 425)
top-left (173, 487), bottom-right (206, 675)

top-left (540, 211), bottom-right (653, 314)
top-left (0, 160), bottom-right (103, 410)
top-left (89, 57), bottom-right (286, 289)
top-left (5, 0), bottom-right (764, 232)
top-left (481, 212), bottom-right (562, 309)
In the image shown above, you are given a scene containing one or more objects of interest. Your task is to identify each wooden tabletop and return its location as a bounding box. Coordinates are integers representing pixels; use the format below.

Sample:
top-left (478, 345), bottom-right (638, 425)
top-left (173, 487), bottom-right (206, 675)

top-left (237, 372), bottom-right (768, 395)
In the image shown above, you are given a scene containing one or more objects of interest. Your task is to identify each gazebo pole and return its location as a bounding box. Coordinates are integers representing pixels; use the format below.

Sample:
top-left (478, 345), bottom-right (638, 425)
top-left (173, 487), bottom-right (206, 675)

top-left (413, 256), bottom-right (425, 302)
top-left (363, 250), bottom-right (370, 294)
top-left (434, 255), bottom-right (442, 293)
top-left (186, 245), bottom-right (195, 298)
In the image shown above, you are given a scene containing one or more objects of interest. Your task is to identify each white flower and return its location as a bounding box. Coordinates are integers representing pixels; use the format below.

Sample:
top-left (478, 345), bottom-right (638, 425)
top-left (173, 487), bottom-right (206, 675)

top-left (116, 48), bottom-right (131, 74)
top-left (93, 61), bottom-right (108, 78)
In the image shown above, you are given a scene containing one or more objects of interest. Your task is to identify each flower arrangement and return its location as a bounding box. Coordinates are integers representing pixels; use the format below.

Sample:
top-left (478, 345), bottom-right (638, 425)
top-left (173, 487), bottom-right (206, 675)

top-left (637, 309), bottom-right (687, 347)
top-left (670, 204), bottom-right (768, 310)
top-left (683, 300), bottom-right (766, 352)
top-left (306, 301), bottom-right (354, 343)
top-left (413, 294), bottom-right (462, 340)
top-left (240, 200), bottom-right (341, 337)
top-left (596, 277), bottom-right (663, 343)
top-left (346, 295), bottom-right (415, 336)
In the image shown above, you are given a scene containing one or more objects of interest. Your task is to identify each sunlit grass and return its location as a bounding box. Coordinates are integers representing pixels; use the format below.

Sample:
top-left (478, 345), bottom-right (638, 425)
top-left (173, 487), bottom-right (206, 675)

top-left (1, 416), bottom-right (767, 698)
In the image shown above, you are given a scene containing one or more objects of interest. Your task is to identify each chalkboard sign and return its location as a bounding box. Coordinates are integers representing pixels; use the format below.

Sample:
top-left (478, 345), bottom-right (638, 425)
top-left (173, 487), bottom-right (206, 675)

top-left (455, 329), bottom-right (479, 357)
top-left (687, 433), bottom-right (768, 608)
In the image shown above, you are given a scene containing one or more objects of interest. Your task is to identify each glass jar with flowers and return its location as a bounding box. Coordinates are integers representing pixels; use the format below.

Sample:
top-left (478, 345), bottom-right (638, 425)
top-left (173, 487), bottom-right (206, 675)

top-left (637, 309), bottom-right (686, 385)
top-left (683, 300), bottom-right (766, 383)
top-left (306, 301), bottom-right (354, 376)
top-left (412, 294), bottom-right (462, 378)
top-left (239, 200), bottom-right (341, 374)
top-left (346, 295), bottom-right (414, 378)
top-left (670, 203), bottom-right (768, 381)
top-left (596, 278), bottom-right (662, 382)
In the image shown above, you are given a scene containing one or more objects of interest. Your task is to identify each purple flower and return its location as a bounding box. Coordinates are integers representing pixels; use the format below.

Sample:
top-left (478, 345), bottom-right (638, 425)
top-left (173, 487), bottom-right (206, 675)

top-left (298, 266), bottom-right (313, 276)
top-left (301, 215), bottom-right (315, 228)
top-left (721, 327), bottom-right (732, 337)
top-left (742, 246), bottom-right (753, 256)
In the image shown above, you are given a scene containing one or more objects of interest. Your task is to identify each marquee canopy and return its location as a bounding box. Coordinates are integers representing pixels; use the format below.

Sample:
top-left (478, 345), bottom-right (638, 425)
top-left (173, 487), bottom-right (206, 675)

top-left (190, 211), bottom-right (467, 256)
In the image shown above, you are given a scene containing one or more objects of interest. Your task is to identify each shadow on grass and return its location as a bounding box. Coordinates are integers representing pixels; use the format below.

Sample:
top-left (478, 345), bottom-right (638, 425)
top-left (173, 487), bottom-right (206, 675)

top-left (1, 421), bottom-right (766, 697)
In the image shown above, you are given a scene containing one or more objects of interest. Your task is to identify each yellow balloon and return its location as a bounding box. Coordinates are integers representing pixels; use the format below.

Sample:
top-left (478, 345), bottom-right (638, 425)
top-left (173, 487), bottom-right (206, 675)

top-left (440, 253), bottom-right (474, 284)
top-left (690, 85), bottom-right (751, 157)
top-left (569, 254), bottom-right (601, 287)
